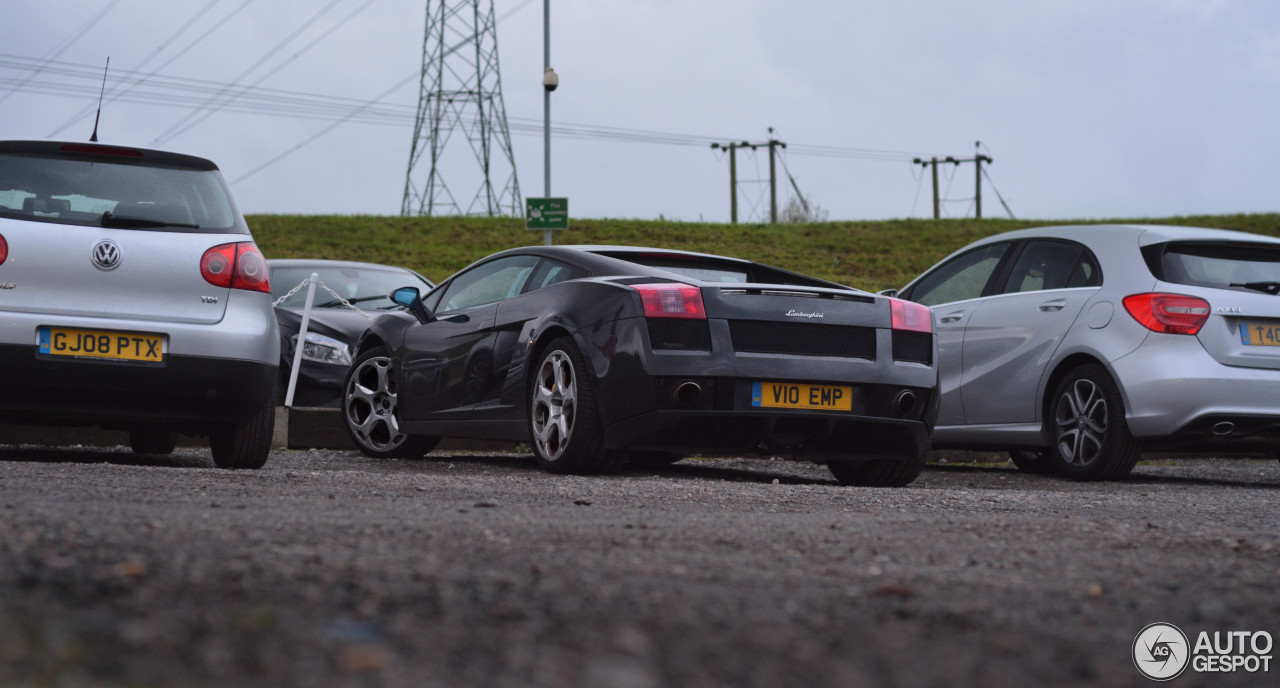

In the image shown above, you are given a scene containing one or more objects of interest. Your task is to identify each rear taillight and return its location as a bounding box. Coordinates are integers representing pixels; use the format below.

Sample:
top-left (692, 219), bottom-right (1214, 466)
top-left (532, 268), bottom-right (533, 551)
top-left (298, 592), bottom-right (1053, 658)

top-left (1123, 292), bottom-right (1209, 335)
top-left (0, 234), bottom-right (7, 266)
top-left (631, 283), bottom-right (706, 319)
top-left (201, 242), bottom-right (270, 294)
top-left (890, 298), bottom-right (932, 333)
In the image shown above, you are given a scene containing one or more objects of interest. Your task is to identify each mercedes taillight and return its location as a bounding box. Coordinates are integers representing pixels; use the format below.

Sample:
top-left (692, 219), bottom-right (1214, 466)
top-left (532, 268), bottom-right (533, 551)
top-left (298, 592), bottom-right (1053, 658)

top-left (1122, 293), bottom-right (1210, 335)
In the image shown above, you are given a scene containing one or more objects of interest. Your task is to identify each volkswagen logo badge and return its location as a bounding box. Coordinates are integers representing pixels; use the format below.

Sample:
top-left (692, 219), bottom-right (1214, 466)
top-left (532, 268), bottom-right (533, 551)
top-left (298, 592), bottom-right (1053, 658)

top-left (91, 239), bottom-right (122, 271)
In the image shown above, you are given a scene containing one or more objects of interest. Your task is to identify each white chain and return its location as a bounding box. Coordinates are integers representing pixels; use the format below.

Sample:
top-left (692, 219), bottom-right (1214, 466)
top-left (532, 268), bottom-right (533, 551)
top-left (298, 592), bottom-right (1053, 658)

top-left (271, 277), bottom-right (374, 321)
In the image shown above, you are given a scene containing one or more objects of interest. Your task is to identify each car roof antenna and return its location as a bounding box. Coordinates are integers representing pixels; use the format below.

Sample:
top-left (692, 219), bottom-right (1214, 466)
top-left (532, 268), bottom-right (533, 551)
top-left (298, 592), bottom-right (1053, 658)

top-left (89, 56), bottom-right (109, 143)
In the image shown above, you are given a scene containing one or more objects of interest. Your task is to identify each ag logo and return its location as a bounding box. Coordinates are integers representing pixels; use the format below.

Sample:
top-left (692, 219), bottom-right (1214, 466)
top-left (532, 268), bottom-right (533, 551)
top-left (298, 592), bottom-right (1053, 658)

top-left (1133, 622), bottom-right (1190, 681)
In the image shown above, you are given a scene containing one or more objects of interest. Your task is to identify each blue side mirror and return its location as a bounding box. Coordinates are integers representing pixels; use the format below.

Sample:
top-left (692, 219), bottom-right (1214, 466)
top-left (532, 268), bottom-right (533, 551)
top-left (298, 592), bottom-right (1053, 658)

top-left (391, 286), bottom-right (433, 323)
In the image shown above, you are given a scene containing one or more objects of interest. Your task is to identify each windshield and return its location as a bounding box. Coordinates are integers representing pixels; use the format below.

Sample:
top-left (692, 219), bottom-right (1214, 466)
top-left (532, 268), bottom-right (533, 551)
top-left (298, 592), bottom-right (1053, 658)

top-left (271, 265), bottom-right (432, 310)
top-left (0, 151), bottom-right (243, 233)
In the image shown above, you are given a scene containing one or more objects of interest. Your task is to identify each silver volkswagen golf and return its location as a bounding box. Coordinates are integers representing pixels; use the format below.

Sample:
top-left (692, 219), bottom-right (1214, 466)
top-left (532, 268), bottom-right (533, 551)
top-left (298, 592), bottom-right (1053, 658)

top-left (0, 140), bottom-right (279, 468)
top-left (892, 224), bottom-right (1280, 480)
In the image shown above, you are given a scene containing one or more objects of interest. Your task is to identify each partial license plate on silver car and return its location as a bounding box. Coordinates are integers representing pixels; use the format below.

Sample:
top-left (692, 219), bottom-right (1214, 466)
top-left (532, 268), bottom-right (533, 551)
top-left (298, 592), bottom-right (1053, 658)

top-left (1240, 323), bottom-right (1280, 347)
top-left (37, 326), bottom-right (166, 363)
top-left (751, 381), bottom-right (853, 411)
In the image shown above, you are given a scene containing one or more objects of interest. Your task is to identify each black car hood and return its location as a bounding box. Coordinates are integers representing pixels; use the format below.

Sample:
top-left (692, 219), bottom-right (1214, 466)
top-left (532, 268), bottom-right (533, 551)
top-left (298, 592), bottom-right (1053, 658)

top-left (274, 306), bottom-right (379, 343)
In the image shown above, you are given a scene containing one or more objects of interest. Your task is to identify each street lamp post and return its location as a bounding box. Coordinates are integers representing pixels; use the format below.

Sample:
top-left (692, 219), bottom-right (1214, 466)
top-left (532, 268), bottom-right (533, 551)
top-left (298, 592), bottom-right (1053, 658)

top-left (542, 1), bottom-right (557, 246)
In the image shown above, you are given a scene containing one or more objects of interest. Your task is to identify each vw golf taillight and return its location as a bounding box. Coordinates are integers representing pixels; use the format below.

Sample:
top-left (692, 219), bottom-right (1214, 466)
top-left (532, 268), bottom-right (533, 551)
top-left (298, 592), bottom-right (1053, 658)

top-left (0, 233), bottom-right (7, 266)
top-left (631, 283), bottom-right (706, 319)
top-left (1123, 292), bottom-right (1210, 335)
top-left (201, 242), bottom-right (270, 293)
top-left (890, 297), bottom-right (933, 333)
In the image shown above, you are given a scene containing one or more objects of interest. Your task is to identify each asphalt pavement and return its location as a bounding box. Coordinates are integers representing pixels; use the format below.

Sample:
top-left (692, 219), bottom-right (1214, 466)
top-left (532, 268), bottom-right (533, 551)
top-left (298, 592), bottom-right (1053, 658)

top-left (1, 446), bottom-right (1277, 687)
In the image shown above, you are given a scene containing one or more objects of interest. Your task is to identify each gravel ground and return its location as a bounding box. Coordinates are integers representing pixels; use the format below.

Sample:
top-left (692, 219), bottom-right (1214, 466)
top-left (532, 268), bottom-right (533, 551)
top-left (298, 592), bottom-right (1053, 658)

top-left (1, 445), bottom-right (1277, 688)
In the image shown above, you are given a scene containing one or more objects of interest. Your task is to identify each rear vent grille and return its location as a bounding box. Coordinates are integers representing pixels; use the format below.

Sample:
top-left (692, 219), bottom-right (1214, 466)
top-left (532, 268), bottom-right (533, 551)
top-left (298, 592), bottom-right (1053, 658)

top-left (892, 331), bottom-right (932, 365)
top-left (729, 320), bottom-right (875, 359)
top-left (647, 319), bottom-right (711, 351)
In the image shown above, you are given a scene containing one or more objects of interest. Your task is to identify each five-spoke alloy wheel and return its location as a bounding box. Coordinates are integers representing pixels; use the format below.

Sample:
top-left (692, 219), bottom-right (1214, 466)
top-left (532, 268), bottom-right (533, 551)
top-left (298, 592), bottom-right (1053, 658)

top-left (343, 346), bottom-right (438, 458)
top-left (529, 337), bottom-right (624, 474)
top-left (1048, 365), bottom-right (1140, 481)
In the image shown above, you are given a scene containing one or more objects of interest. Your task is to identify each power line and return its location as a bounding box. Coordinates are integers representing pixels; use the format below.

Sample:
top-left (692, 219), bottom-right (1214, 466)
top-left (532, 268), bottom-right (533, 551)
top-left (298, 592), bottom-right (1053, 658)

top-left (0, 0), bottom-right (124, 107)
top-left (6, 52), bottom-right (935, 163)
top-left (46, 0), bottom-right (260, 138)
top-left (149, 0), bottom-right (350, 146)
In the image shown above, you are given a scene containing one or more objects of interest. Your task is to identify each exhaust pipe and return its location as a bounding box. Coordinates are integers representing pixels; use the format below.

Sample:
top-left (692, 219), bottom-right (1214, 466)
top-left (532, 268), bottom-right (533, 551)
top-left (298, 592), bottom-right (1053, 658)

top-left (892, 389), bottom-right (917, 418)
top-left (672, 381), bottom-right (703, 407)
top-left (1212, 421), bottom-right (1235, 436)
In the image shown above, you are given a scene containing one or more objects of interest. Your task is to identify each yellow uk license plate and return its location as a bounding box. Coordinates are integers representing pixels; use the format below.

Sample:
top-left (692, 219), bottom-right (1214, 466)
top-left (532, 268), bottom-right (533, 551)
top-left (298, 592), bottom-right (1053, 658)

top-left (37, 327), bottom-right (166, 363)
top-left (1240, 323), bottom-right (1280, 346)
top-left (752, 381), bottom-right (853, 411)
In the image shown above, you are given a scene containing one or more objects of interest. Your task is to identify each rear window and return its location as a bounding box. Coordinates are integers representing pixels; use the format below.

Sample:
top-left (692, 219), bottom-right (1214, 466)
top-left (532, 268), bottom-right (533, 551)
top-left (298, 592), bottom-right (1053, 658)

top-left (1143, 242), bottom-right (1280, 292)
top-left (0, 151), bottom-right (246, 234)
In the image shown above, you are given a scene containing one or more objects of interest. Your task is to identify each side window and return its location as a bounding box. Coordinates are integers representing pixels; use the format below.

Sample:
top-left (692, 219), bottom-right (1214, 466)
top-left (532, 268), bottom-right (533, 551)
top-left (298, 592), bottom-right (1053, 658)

top-left (523, 259), bottom-right (583, 293)
top-left (906, 243), bottom-right (1010, 307)
top-left (1065, 250), bottom-right (1102, 288)
top-left (1002, 241), bottom-right (1101, 293)
top-left (437, 255), bottom-right (540, 313)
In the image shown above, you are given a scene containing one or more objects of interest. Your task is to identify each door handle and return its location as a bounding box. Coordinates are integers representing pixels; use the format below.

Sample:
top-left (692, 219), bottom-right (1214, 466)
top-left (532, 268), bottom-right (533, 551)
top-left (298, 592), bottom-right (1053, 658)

top-left (938, 311), bottom-right (965, 323)
top-left (1039, 300), bottom-right (1067, 312)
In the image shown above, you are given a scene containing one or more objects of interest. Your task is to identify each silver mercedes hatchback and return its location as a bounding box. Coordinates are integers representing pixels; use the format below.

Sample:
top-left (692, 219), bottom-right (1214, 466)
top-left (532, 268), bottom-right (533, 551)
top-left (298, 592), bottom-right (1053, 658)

top-left (891, 224), bottom-right (1280, 480)
top-left (0, 140), bottom-right (279, 468)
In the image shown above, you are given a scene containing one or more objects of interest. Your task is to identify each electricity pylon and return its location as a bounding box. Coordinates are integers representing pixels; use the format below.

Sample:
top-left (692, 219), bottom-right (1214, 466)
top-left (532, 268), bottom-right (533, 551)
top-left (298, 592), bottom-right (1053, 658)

top-left (401, 0), bottom-right (520, 217)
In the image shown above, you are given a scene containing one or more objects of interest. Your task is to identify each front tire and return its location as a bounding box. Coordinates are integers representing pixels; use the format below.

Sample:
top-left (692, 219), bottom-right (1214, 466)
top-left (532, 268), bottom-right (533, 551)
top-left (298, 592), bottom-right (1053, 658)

top-left (1008, 449), bottom-right (1055, 474)
top-left (343, 347), bottom-right (439, 459)
top-left (1047, 365), bottom-right (1140, 481)
top-left (529, 337), bottom-right (625, 474)
top-left (130, 430), bottom-right (177, 456)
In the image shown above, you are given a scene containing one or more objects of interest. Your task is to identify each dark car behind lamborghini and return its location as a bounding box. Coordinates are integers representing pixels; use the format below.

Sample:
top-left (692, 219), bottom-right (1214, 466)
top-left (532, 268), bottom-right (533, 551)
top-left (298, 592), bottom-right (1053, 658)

top-left (342, 246), bottom-right (939, 486)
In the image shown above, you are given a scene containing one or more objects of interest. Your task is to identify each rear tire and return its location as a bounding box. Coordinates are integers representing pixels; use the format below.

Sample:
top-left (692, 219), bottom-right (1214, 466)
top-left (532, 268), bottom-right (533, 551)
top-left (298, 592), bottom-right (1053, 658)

top-left (342, 347), bottom-right (440, 459)
top-left (1047, 365), bottom-right (1140, 481)
top-left (130, 431), bottom-right (177, 456)
top-left (828, 452), bottom-right (925, 487)
top-left (211, 395), bottom-right (274, 470)
top-left (528, 337), bottom-right (625, 474)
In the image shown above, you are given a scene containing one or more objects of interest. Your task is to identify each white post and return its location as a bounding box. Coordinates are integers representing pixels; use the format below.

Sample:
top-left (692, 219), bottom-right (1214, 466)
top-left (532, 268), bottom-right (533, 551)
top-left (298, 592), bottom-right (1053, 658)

top-left (283, 273), bottom-right (319, 408)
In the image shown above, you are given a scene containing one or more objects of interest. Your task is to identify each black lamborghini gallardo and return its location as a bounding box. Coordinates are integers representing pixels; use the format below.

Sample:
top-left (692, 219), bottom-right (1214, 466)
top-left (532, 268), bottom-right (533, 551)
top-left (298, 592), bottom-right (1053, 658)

top-left (342, 246), bottom-right (938, 486)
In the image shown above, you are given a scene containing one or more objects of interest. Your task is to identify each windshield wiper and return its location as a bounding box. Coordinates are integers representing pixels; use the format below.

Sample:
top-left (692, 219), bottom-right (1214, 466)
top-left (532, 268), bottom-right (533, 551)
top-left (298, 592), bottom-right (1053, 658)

top-left (314, 295), bottom-right (388, 309)
top-left (101, 211), bottom-right (199, 230)
top-left (1229, 281), bottom-right (1280, 295)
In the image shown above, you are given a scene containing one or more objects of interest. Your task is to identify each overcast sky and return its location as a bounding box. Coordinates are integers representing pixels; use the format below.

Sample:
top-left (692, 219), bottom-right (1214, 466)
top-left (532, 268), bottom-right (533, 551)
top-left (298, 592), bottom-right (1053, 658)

top-left (3, 0), bottom-right (1279, 223)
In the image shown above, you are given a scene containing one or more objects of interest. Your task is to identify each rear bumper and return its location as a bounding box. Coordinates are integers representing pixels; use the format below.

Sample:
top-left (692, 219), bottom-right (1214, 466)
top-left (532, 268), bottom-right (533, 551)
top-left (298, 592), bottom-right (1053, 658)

top-left (1112, 336), bottom-right (1280, 443)
top-left (0, 344), bottom-right (276, 433)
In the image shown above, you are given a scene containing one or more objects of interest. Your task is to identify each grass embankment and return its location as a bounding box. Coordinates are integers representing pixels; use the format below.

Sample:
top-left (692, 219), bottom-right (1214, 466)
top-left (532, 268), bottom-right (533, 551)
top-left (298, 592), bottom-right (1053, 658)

top-left (246, 213), bottom-right (1280, 292)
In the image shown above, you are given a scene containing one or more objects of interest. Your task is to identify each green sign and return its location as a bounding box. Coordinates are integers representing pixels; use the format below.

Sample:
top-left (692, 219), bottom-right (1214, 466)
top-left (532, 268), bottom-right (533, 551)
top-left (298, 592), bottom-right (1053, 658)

top-left (526, 197), bottom-right (568, 230)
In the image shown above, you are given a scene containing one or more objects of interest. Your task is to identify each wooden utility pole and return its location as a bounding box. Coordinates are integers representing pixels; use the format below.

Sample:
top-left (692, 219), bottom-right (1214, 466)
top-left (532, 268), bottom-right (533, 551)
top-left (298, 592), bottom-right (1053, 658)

top-left (711, 141), bottom-right (746, 224)
top-left (713, 134), bottom-right (787, 224)
top-left (914, 151), bottom-right (992, 219)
